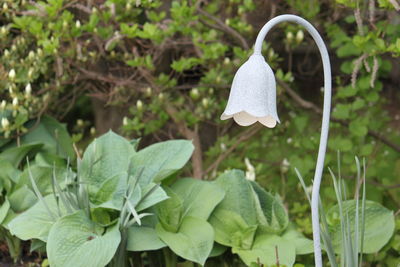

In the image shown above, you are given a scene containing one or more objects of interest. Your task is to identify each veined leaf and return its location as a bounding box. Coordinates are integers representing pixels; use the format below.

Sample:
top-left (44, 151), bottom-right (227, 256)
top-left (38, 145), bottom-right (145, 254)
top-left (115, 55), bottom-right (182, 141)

top-left (130, 140), bottom-right (194, 186)
top-left (233, 234), bottom-right (296, 267)
top-left (156, 216), bottom-right (214, 266)
top-left (47, 211), bottom-right (120, 267)
top-left (126, 226), bottom-right (166, 251)
top-left (8, 195), bottom-right (67, 241)
top-left (171, 178), bottom-right (225, 220)
top-left (326, 199), bottom-right (395, 253)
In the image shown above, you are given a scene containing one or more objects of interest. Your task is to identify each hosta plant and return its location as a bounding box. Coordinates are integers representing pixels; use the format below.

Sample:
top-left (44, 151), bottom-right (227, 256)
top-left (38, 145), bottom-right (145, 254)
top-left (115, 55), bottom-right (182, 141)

top-left (5, 126), bottom-right (313, 266)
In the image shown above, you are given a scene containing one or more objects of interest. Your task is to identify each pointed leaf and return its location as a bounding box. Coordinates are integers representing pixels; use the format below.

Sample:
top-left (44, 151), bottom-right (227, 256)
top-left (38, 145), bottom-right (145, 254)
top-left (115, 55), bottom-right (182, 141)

top-left (130, 140), bottom-right (194, 185)
top-left (156, 216), bottom-right (214, 265)
top-left (127, 226), bottom-right (166, 251)
top-left (171, 178), bottom-right (225, 220)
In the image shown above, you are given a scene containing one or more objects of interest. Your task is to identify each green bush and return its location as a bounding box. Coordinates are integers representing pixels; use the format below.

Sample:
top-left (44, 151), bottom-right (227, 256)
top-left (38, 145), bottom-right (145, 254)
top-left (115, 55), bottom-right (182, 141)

top-left (0, 0), bottom-right (399, 265)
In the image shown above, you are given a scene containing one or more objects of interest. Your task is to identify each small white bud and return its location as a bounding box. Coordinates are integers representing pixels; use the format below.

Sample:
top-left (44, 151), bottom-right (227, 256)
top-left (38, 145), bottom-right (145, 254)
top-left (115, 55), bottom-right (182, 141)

top-left (0, 100), bottom-right (6, 109)
top-left (223, 57), bottom-right (230, 65)
top-left (92, 7), bottom-right (97, 13)
top-left (76, 20), bottom-right (81, 28)
top-left (90, 127), bottom-right (96, 135)
top-left (28, 68), bottom-right (34, 78)
top-left (28, 50), bottom-right (35, 60)
top-left (1, 118), bottom-right (10, 129)
top-left (136, 100), bottom-right (143, 111)
top-left (280, 158), bottom-right (290, 174)
top-left (286, 32), bottom-right (294, 43)
top-left (158, 93), bottom-right (164, 101)
top-left (25, 83), bottom-right (32, 97)
top-left (11, 44), bottom-right (17, 51)
top-left (4, 49), bottom-right (10, 57)
top-left (202, 98), bottom-right (209, 108)
top-left (12, 97), bottom-right (18, 107)
top-left (126, 3), bottom-right (132, 10)
top-left (37, 48), bottom-right (43, 56)
top-left (77, 119), bottom-right (84, 127)
top-left (296, 30), bottom-right (304, 43)
top-left (145, 87), bottom-right (152, 96)
top-left (122, 116), bottom-right (129, 126)
top-left (8, 69), bottom-right (16, 80)
top-left (1, 26), bottom-right (7, 35)
top-left (2, 3), bottom-right (8, 12)
top-left (63, 20), bottom-right (68, 28)
top-left (190, 88), bottom-right (199, 100)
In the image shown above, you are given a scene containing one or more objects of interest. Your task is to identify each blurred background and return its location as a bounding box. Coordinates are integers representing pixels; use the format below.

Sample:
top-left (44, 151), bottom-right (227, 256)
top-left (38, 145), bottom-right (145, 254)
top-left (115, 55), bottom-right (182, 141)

top-left (0, 0), bottom-right (399, 264)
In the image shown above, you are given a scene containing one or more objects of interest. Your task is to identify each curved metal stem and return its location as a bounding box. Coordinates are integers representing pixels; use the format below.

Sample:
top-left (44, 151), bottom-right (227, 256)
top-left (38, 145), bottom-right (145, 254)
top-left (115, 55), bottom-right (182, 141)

top-left (254, 14), bottom-right (332, 267)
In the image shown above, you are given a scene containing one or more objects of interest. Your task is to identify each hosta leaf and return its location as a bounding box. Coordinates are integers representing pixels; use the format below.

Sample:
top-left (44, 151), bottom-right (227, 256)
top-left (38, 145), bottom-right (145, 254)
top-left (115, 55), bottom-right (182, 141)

top-left (171, 178), bottom-right (225, 220)
top-left (327, 200), bottom-right (395, 253)
top-left (209, 209), bottom-right (257, 250)
top-left (155, 187), bottom-right (183, 233)
top-left (130, 140), bottom-right (194, 185)
top-left (0, 143), bottom-right (43, 168)
top-left (156, 216), bottom-right (214, 265)
top-left (250, 181), bottom-right (289, 234)
top-left (212, 170), bottom-right (258, 226)
top-left (80, 131), bottom-right (135, 207)
top-left (47, 211), bottom-right (120, 267)
top-left (92, 172), bottom-right (128, 210)
top-left (281, 224), bottom-right (313, 255)
top-left (0, 198), bottom-right (10, 224)
top-left (15, 116), bottom-right (74, 160)
top-left (136, 183), bottom-right (168, 212)
top-left (233, 234), bottom-right (296, 267)
top-left (16, 165), bottom-right (69, 196)
top-left (126, 226), bottom-right (166, 251)
top-left (8, 195), bottom-right (67, 241)
top-left (8, 185), bottom-right (37, 212)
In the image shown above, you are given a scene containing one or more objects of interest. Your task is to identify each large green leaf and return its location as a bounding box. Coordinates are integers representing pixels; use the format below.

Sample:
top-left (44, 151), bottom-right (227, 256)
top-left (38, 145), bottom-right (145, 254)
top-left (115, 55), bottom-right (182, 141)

top-left (80, 131), bottom-right (135, 208)
top-left (16, 165), bottom-right (69, 195)
top-left (281, 224), bottom-right (313, 255)
top-left (0, 161), bottom-right (19, 191)
top-left (208, 170), bottom-right (259, 249)
top-left (8, 185), bottom-right (37, 212)
top-left (136, 183), bottom-right (168, 212)
top-left (212, 170), bottom-right (258, 226)
top-left (17, 116), bottom-right (75, 160)
top-left (47, 211), bottom-right (121, 267)
top-left (0, 143), bottom-right (43, 167)
top-left (0, 198), bottom-right (10, 224)
top-left (155, 187), bottom-right (183, 233)
top-left (233, 234), bottom-right (296, 267)
top-left (156, 216), bottom-right (214, 265)
top-left (327, 200), bottom-right (395, 253)
top-left (92, 172), bottom-right (128, 210)
top-left (130, 140), bottom-right (194, 185)
top-left (126, 226), bottom-right (166, 251)
top-left (250, 181), bottom-right (289, 234)
top-left (8, 195), bottom-right (66, 241)
top-left (171, 178), bottom-right (225, 220)
top-left (209, 209), bottom-right (257, 249)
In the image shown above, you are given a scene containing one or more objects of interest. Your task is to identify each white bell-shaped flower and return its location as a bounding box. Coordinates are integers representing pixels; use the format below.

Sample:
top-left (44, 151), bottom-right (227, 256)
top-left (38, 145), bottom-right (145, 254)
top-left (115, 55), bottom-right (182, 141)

top-left (220, 54), bottom-right (280, 128)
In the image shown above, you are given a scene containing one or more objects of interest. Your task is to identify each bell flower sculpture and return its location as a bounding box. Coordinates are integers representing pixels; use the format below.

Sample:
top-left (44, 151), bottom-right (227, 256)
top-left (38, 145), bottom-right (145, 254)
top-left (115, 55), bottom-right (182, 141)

top-left (221, 15), bottom-right (331, 267)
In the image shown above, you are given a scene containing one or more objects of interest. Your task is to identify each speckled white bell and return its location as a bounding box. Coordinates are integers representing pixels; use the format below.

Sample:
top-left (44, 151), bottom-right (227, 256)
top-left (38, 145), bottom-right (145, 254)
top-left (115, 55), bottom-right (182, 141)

top-left (220, 54), bottom-right (280, 128)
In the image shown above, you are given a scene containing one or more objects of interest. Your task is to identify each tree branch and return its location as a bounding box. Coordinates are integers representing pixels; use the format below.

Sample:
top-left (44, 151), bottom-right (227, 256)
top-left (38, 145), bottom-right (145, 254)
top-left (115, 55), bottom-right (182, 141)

top-left (277, 79), bottom-right (400, 153)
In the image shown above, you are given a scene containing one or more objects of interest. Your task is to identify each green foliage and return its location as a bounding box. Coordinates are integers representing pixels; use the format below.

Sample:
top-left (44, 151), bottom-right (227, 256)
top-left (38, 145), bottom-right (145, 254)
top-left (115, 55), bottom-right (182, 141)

top-left (0, 0), bottom-right (399, 265)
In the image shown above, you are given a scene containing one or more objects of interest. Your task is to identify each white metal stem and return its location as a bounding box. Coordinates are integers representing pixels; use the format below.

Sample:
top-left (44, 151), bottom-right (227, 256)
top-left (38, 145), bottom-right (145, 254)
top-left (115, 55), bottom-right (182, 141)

top-left (254, 14), bottom-right (332, 267)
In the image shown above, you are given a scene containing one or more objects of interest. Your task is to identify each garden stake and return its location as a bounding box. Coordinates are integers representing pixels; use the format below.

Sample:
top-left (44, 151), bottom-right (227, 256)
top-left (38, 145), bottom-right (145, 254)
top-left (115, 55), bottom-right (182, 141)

top-left (221, 14), bottom-right (332, 267)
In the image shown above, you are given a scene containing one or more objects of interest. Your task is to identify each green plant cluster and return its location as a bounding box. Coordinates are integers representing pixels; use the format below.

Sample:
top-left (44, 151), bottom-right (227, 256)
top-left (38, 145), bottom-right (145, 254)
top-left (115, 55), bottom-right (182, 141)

top-left (0, 0), bottom-right (399, 265)
top-left (0, 117), bottom-right (396, 266)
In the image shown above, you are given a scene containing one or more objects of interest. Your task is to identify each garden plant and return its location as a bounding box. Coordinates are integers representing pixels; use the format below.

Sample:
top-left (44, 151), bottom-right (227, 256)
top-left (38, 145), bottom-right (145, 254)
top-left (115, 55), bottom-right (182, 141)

top-left (0, 0), bottom-right (399, 266)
